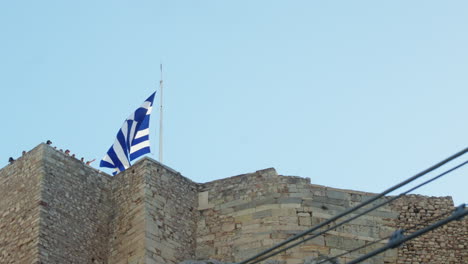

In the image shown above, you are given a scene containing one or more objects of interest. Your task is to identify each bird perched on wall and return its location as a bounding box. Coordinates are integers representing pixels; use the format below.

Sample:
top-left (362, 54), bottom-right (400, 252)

top-left (8, 157), bottom-right (15, 164)
top-left (46, 140), bottom-right (52, 145)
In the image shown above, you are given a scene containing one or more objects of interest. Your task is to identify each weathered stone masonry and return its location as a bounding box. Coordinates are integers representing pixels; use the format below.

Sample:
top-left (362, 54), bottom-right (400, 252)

top-left (40, 144), bottom-right (112, 264)
top-left (1, 144), bottom-right (200, 264)
top-left (0, 145), bottom-right (43, 264)
top-left (0, 143), bottom-right (466, 264)
top-left (196, 169), bottom-right (399, 264)
top-left (391, 196), bottom-right (467, 264)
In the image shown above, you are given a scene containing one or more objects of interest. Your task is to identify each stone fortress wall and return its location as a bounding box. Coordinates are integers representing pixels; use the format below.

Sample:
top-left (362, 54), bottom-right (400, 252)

top-left (0, 143), bottom-right (466, 264)
top-left (0, 144), bottom-right (44, 263)
top-left (197, 170), bottom-right (467, 264)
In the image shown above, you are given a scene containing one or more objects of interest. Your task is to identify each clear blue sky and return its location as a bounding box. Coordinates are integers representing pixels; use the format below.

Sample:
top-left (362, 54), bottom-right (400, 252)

top-left (1, 1), bottom-right (467, 205)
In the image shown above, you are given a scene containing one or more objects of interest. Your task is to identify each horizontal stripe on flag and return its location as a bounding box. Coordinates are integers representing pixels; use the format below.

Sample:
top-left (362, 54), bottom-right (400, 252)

top-left (130, 140), bottom-right (151, 154)
top-left (135, 128), bottom-right (150, 139)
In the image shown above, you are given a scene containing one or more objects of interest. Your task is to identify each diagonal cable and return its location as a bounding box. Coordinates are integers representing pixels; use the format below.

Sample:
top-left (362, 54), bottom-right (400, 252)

top-left (316, 209), bottom-right (455, 264)
top-left (346, 205), bottom-right (468, 264)
top-left (237, 147), bottom-right (467, 264)
top-left (245, 159), bottom-right (468, 264)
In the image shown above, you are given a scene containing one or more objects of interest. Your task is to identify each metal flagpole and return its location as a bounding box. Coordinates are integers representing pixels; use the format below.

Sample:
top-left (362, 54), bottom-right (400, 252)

top-left (159, 64), bottom-right (164, 163)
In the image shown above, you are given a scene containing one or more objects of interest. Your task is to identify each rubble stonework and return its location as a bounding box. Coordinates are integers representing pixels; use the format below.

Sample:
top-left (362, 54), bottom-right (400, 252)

top-left (0, 146), bottom-right (43, 264)
top-left (39, 145), bottom-right (112, 263)
top-left (392, 196), bottom-right (468, 264)
top-left (0, 143), bottom-right (466, 264)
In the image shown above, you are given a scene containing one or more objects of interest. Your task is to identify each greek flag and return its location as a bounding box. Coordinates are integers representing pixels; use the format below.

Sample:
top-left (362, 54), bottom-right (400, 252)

top-left (100, 92), bottom-right (156, 175)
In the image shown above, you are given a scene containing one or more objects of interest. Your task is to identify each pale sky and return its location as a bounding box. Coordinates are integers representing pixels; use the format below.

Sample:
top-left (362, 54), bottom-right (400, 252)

top-left (1, 1), bottom-right (467, 204)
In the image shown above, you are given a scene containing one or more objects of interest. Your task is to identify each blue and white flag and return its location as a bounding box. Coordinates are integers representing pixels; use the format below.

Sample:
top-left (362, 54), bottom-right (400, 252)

top-left (100, 92), bottom-right (156, 175)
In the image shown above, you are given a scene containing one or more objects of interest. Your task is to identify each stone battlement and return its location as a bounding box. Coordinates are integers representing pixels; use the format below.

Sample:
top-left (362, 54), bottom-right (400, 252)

top-left (0, 143), bottom-right (466, 264)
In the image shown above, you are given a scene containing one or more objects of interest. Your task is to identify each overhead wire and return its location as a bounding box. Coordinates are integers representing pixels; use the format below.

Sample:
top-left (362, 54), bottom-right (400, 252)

top-left (346, 204), bottom-right (468, 264)
top-left (245, 159), bottom-right (468, 264)
top-left (237, 147), bottom-right (467, 264)
top-left (315, 208), bottom-right (456, 264)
